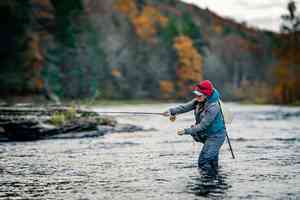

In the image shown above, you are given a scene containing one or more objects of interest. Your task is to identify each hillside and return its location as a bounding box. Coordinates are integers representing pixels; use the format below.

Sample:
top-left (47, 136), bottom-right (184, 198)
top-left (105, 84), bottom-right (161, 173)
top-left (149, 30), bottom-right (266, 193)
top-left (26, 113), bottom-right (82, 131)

top-left (0, 0), bottom-right (279, 102)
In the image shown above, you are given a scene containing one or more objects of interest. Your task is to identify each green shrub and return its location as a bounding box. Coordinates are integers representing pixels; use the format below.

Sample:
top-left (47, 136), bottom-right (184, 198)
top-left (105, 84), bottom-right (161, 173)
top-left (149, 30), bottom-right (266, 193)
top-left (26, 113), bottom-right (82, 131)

top-left (49, 112), bottom-right (66, 126)
top-left (64, 104), bottom-right (77, 120)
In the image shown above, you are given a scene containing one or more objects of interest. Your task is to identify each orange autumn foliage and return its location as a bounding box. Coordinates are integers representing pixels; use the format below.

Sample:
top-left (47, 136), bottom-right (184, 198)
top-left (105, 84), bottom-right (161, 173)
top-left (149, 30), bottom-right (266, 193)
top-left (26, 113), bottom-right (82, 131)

top-left (26, 33), bottom-right (45, 90)
top-left (272, 1), bottom-right (300, 104)
top-left (174, 36), bottom-right (203, 90)
top-left (24, 0), bottom-right (54, 91)
top-left (114, 0), bottom-right (168, 41)
top-left (132, 15), bottom-right (157, 41)
top-left (133, 5), bottom-right (168, 41)
top-left (212, 19), bottom-right (223, 34)
top-left (111, 68), bottom-right (122, 78)
top-left (31, 0), bottom-right (54, 19)
top-left (35, 78), bottom-right (44, 90)
top-left (173, 36), bottom-right (203, 97)
top-left (142, 6), bottom-right (168, 27)
top-left (272, 31), bottom-right (300, 104)
top-left (113, 0), bottom-right (138, 19)
top-left (160, 80), bottom-right (175, 97)
top-left (28, 34), bottom-right (43, 62)
top-left (273, 56), bottom-right (300, 104)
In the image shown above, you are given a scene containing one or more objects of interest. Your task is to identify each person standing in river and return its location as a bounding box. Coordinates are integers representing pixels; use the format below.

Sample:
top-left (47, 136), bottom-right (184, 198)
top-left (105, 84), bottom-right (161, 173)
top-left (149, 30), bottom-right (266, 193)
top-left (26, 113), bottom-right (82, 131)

top-left (163, 80), bottom-right (226, 175)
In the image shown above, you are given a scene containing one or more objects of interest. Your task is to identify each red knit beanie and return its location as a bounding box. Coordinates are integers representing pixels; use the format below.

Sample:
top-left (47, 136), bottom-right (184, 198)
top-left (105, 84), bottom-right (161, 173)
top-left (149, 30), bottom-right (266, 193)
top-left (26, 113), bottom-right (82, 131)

top-left (192, 80), bottom-right (214, 96)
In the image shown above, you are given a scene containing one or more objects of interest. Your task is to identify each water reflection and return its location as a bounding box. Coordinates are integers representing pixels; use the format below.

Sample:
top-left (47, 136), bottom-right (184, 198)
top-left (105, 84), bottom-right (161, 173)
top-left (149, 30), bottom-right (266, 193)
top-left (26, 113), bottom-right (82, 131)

top-left (186, 169), bottom-right (230, 198)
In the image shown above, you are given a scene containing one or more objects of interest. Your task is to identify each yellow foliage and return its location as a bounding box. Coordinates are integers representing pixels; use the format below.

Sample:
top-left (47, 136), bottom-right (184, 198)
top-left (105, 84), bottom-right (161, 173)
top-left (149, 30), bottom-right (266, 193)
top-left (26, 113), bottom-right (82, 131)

top-left (49, 105), bottom-right (78, 126)
top-left (49, 112), bottom-right (66, 126)
top-left (65, 104), bottom-right (78, 121)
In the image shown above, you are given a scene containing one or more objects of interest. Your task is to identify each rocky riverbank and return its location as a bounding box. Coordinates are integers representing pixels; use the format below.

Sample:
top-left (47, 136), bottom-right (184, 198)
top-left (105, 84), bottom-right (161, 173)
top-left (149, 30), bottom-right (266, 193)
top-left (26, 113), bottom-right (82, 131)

top-left (0, 105), bottom-right (145, 142)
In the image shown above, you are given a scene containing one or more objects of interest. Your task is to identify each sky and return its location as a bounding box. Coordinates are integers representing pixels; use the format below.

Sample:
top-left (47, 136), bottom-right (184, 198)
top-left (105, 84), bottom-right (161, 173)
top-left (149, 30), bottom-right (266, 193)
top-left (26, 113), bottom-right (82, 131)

top-left (180, 0), bottom-right (300, 32)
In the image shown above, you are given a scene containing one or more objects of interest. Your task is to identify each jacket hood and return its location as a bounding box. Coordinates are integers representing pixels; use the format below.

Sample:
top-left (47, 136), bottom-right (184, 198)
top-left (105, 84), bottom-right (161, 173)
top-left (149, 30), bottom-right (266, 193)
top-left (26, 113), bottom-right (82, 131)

top-left (207, 89), bottom-right (220, 103)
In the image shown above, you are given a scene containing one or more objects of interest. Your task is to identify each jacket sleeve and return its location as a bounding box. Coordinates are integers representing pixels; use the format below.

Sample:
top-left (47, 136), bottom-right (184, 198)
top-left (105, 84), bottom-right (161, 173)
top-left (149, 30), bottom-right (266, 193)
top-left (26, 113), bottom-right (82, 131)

top-left (169, 99), bottom-right (197, 115)
top-left (184, 102), bottom-right (220, 135)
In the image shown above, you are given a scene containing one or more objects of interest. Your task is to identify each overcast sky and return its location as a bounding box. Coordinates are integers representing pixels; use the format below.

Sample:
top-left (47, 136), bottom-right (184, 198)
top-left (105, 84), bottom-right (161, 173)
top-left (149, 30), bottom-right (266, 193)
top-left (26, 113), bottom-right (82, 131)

top-left (180, 0), bottom-right (300, 32)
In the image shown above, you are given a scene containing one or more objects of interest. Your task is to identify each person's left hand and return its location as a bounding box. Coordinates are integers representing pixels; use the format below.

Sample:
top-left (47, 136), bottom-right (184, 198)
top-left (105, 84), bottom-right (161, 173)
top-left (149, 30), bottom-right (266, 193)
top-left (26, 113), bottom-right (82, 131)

top-left (177, 128), bottom-right (185, 135)
top-left (169, 115), bottom-right (176, 122)
top-left (162, 110), bottom-right (170, 117)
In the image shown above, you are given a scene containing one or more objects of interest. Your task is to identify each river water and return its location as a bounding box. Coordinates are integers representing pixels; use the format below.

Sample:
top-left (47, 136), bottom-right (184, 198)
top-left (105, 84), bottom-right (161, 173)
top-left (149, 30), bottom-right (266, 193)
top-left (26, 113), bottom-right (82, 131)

top-left (0, 103), bottom-right (299, 199)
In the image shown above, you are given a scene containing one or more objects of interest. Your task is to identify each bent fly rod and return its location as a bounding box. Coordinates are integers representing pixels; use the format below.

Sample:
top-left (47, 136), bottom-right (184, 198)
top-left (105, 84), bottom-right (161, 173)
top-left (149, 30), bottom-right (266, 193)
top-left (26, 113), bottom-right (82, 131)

top-left (218, 101), bottom-right (235, 159)
top-left (95, 111), bottom-right (165, 115)
top-left (95, 111), bottom-right (177, 122)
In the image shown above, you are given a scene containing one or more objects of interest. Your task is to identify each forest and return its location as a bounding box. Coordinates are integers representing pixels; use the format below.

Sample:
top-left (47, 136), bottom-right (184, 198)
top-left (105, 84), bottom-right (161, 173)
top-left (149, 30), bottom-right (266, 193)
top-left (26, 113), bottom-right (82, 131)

top-left (0, 0), bottom-right (299, 104)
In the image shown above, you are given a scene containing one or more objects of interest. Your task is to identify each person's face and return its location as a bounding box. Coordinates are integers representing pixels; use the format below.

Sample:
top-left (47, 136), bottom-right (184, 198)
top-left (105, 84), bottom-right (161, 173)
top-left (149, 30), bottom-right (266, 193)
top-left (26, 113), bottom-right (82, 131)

top-left (195, 95), bottom-right (206, 102)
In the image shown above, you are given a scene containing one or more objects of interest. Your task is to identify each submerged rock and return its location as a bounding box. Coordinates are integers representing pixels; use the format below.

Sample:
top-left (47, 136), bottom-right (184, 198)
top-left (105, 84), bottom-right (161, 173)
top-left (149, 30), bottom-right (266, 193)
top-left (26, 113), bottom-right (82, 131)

top-left (0, 106), bottom-right (145, 142)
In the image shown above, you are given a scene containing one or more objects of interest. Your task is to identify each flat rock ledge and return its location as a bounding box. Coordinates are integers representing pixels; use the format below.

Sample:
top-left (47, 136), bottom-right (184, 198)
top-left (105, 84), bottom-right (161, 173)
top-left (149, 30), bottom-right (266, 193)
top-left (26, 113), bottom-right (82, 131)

top-left (0, 106), bottom-right (145, 142)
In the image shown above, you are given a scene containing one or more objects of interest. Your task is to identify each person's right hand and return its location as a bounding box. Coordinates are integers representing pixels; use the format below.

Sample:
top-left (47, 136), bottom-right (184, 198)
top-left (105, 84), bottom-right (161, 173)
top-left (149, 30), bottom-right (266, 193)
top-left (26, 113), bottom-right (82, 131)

top-left (162, 110), bottom-right (176, 122)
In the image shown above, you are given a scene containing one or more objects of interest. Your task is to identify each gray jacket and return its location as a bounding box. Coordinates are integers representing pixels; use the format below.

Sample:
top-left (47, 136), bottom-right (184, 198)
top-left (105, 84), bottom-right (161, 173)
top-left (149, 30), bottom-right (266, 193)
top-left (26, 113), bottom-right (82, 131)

top-left (169, 89), bottom-right (225, 136)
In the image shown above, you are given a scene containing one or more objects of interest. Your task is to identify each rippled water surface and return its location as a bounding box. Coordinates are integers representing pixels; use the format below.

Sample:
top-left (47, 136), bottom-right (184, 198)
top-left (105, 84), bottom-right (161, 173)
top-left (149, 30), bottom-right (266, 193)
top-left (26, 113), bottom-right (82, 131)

top-left (1, 103), bottom-right (300, 199)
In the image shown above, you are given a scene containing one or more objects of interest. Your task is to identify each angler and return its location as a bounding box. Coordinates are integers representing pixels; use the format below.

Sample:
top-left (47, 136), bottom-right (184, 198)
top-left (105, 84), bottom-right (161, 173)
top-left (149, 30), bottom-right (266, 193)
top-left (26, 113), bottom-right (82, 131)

top-left (163, 80), bottom-right (229, 175)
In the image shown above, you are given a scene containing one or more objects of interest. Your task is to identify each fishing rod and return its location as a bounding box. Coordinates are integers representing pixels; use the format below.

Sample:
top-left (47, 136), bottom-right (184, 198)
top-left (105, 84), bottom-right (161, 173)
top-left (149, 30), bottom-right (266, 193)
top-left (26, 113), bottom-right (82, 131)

top-left (95, 111), bottom-right (165, 115)
top-left (218, 101), bottom-right (235, 159)
top-left (96, 111), bottom-right (177, 121)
